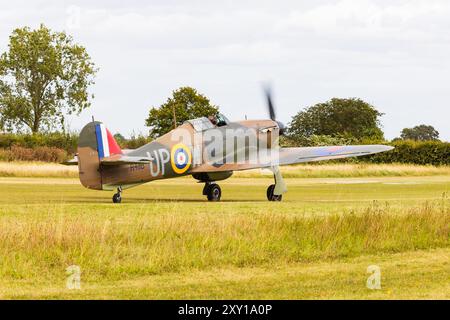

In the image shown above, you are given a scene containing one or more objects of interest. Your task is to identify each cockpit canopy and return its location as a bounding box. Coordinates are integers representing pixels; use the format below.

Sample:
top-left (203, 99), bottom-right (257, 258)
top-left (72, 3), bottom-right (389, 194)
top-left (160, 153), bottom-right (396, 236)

top-left (215, 113), bottom-right (230, 126)
top-left (186, 113), bottom-right (230, 132)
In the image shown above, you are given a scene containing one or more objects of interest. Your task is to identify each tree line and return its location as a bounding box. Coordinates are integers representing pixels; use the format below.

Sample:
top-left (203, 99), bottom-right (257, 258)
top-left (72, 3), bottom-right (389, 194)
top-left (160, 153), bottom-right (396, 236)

top-left (0, 25), bottom-right (448, 165)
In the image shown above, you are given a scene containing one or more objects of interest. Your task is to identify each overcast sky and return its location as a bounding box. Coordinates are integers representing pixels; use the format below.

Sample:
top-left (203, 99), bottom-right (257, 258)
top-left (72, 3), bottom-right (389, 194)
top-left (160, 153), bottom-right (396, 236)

top-left (1, 0), bottom-right (449, 140)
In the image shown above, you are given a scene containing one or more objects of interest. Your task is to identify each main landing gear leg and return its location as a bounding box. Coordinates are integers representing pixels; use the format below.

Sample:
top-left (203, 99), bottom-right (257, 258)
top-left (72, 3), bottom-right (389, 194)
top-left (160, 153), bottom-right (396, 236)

top-left (112, 186), bottom-right (122, 203)
top-left (203, 182), bottom-right (222, 202)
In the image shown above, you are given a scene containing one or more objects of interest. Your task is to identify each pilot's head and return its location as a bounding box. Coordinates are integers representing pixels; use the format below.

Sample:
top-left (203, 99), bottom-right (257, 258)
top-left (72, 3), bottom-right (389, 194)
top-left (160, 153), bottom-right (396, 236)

top-left (208, 115), bottom-right (217, 125)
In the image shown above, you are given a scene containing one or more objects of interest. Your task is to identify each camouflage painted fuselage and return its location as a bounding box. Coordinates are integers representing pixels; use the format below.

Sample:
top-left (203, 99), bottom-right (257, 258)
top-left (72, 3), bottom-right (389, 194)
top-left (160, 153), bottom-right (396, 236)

top-left (78, 119), bottom-right (280, 191)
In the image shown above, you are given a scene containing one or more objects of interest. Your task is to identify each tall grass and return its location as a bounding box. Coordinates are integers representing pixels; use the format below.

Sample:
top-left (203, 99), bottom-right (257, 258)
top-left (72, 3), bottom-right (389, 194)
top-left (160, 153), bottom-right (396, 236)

top-left (0, 202), bottom-right (447, 280)
top-left (0, 161), bottom-right (449, 178)
top-left (0, 161), bottom-right (77, 178)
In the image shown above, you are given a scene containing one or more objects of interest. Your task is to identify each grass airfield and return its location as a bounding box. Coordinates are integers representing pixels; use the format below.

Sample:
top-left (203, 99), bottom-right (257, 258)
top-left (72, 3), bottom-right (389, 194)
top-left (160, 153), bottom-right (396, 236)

top-left (0, 164), bottom-right (448, 299)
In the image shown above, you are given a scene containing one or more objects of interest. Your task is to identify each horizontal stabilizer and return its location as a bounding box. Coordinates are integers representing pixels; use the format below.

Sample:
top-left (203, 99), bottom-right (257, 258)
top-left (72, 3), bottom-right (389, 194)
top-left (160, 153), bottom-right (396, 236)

top-left (61, 155), bottom-right (78, 166)
top-left (99, 155), bottom-right (152, 166)
top-left (61, 152), bottom-right (142, 166)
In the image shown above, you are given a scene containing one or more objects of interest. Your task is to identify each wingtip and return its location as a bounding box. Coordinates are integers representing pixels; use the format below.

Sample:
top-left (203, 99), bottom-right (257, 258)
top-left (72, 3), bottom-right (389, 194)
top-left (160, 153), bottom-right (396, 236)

top-left (380, 145), bottom-right (394, 152)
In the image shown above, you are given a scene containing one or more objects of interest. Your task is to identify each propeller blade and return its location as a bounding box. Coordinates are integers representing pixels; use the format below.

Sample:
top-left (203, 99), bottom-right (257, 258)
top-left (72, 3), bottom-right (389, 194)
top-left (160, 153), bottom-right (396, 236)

top-left (263, 85), bottom-right (286, 135)
top-left (264, 86), bottom-right (276, 121)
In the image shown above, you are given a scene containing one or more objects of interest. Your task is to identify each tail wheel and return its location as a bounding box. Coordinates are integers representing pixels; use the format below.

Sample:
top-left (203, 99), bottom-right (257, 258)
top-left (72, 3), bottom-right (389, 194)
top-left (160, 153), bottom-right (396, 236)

top-left (206, 184), bottom-right (222, 201)
top-left (267, 184), bottom-right (282, 201)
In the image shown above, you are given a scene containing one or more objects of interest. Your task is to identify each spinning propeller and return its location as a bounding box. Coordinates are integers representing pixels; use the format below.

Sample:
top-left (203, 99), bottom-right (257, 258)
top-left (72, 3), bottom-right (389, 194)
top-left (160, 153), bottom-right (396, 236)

top-left (264, 86), bottom-right (286, 135)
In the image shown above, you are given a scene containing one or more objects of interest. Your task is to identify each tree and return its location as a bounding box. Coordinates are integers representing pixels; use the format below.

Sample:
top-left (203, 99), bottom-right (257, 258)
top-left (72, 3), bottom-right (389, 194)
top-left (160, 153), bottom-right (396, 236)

top-left (145, 87), bottom-right (219, 138)
top-left (0, 24), bottom-right (97, 133)
top-left (288, 98), bottom-right (384, 143)
top-left (113, 133), bottom-right (126, 147)
top-left (400, 125), bottom-right (439, 141)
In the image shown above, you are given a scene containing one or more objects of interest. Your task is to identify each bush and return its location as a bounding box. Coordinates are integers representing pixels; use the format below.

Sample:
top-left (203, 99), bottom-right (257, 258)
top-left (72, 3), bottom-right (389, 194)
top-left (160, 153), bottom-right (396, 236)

top-left (0, 146), bottom-right (68, 162)
top-left (0, 132), bottom-right (74, 163)
top-left (282, 135), bottom-right (449, 166)
top-left (0, 133), bottom-right (447, 165)
top-left (0, 131), bottom-right (153, 162)
top-left (0, 133), bottom-right (78, 154)
top-left (121, 134), bottom-right (152, 149)
top-left (366, 140), bottom-right (450, 166)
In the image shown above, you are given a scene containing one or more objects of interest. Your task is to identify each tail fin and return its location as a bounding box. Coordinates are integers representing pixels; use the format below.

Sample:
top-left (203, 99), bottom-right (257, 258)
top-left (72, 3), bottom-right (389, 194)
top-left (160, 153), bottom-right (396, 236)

top-left (77, 121), bottom-right (122, 190)
top-left (94, 122), bottom-right (122, 158)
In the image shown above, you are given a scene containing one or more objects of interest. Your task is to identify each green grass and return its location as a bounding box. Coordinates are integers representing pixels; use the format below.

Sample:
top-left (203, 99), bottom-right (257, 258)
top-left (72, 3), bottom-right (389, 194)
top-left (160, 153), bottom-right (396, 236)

top-left (0, 173), bottom-right (448, 299)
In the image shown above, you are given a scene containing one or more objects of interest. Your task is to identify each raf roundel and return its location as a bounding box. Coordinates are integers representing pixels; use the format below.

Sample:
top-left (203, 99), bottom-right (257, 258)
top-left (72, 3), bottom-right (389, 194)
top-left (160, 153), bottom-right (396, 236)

top-left (170, 143), bottom-right (192, 174)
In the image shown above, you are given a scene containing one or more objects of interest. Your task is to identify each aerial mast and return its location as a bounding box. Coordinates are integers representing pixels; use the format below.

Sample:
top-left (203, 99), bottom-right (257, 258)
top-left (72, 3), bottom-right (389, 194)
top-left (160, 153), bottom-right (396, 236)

top-left (172, 105), bottom-right (177, 129)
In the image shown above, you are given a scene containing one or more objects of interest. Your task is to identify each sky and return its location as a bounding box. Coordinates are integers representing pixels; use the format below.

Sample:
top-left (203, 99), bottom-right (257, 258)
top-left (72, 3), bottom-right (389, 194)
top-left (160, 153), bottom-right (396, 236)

top-left (0, 0), bottom-right (449, 140)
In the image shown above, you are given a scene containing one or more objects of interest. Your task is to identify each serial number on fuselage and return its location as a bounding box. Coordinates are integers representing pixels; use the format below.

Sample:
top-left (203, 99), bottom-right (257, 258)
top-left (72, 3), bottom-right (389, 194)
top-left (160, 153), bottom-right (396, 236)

top-left (129, 164), bottom-right (145, 172)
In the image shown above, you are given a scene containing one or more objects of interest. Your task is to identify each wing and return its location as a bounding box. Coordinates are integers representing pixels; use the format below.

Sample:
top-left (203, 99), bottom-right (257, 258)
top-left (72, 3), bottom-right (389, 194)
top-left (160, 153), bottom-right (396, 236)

top-left (274, 145), bottom-right (394, 166)
top-left (190, 144), bottom-right (393, 173)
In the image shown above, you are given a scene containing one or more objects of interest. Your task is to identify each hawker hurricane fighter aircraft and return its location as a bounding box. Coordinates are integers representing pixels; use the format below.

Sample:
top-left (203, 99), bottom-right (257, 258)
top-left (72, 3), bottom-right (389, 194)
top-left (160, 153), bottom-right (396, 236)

top-left (64, 90), bottom-right (393, 203)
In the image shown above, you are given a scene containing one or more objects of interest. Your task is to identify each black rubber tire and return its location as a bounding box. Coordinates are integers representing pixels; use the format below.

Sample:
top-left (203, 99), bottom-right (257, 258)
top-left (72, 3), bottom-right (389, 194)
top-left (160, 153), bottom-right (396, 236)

top-left (112, 193), bottom-right (122, 203)
top-left (206, 184), bottom-right (221, 201)
top-left (266, 184), bottom-right (282, 201)
top-left (202, 183), bottom-right (210, 195)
